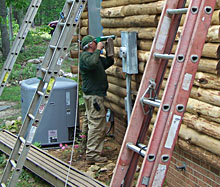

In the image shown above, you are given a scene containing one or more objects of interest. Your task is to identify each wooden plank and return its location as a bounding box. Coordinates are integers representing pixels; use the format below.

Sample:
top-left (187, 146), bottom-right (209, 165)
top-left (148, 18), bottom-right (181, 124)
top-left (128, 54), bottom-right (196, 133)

top-left (0, 130), bottom-right (106, 187)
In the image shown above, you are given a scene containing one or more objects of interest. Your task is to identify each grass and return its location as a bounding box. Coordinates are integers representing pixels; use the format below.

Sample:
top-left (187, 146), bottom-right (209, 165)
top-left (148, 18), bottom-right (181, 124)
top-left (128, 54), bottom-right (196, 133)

top-left (0, 86), bottom-right (21, 102)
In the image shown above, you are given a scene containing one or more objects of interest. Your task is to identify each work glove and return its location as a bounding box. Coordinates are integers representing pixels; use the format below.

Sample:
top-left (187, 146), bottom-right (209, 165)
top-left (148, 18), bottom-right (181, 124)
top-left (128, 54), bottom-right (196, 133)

top-left (105, 38), bottom-right (114, 57)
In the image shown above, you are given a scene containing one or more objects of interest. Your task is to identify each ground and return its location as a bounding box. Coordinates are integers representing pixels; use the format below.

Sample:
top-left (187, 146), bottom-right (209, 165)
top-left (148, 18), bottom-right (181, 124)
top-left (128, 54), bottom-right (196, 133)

top-left (48, 134), bottom-right (120, 185)
top-left (0, 101), bottom-right (121, 186)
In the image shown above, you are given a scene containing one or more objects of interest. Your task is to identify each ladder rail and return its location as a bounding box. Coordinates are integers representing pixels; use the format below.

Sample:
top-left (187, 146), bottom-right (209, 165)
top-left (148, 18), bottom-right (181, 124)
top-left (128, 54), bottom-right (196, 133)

top-left (0, 1), bottom-right (87, 186)
top-left (0, 0), bottom-right (42, 96)
top-left (123, 0), bottom-right (186, 183)
top-left (136, 0), bottom-right (203, 186)
top-left (148, 1), bottom-right (216, 186)
top-left (110, 0), bottom-right (187, 186)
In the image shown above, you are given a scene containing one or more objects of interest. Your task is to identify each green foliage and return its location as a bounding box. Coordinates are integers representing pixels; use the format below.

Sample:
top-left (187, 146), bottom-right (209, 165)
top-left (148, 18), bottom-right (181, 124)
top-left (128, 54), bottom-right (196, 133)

top-left (17, 169), bottom-right (50, 187)
top-left (9, 63), bottom-right (37, 82)
top-left (33, 142), bottom-right (41, 148)
top-left (1, 120), bottom-right (22, 134)
top-left (35, 0), bottom-right (65, 25)
top-left (6, 0), bottom-right (28, 9)
top-left (0, 153), bottom-right (7, 168)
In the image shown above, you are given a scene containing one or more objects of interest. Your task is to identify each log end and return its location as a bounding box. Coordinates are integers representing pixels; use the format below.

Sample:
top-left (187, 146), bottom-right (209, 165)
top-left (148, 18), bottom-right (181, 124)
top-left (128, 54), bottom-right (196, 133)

top-left (216, 60), bottom-right (220, 75)
top-left (217, 45), bottom-right (220, 59)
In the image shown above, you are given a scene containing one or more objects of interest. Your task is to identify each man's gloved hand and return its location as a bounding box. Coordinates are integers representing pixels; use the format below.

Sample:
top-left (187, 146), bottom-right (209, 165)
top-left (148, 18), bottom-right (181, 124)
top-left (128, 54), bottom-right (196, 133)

top-left (105, 38), bottom-right (114, 57)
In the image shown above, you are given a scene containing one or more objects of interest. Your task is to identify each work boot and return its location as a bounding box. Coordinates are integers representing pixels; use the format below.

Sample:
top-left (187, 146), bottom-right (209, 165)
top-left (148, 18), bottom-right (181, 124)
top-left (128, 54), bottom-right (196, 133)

top-left (86, 156), bottom-right (108, 164)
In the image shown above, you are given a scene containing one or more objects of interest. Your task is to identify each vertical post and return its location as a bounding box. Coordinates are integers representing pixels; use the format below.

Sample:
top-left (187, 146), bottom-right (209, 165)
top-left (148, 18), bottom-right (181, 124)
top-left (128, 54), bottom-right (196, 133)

top-left (8, 5), bottom-right (13, 42)
top-left (120, 31), bottom-right (138, 124)
top-left (126, 74), bottom-right (132, 122)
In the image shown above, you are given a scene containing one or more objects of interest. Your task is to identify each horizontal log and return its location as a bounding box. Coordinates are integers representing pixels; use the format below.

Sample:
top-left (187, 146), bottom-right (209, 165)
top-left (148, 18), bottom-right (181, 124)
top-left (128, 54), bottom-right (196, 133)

top-left (107, 75), bottom-right (138, 90)
top-left (80, 27), bottom-right (88, 36)
top-left (149, 120), bottom-right (220, 158)
top-left (183, 112), bottom-right (220, 140)
top-left (106, 91), bottom-right (125, 108)
top-left (177, 138), bottom-right (220, 169)
top-left (101, 0), bottom-right (158, 8)
top-left (104, 100), bottom-right (126, 116)
top-left (106, 65), bottom-right (126, 79)
top-left (171, 42), bottom-right (220, 59)
top-left (102, 27), bottom-right (157, 40)
top-left (101, 15), bottom-right (159, 28)
top-left (187, 98), bottom-right (220, 124)
top-left (71, 35), bottom-right (82, 43)
top-left (190, 86), bottom-right (220, 107)
top-left (194, 72), bottom-right (220, 90)
top-left (81, 12), bottom-right (88, 19)
top-left (167, 58), bottom-right (220, 75)
top-left (179, 124), bottom-right (220, 156)
top-left (108, 83), bottom-right (127, 97)
top-left (80, 19), bottom-right (88, 27)
top-left (176, 25), bottom-right (220, 43)
top-left (70, 66), bottom-right (79, 74)
top-left (70, 50), bottom-right (81, 58)
top-left (164, 70), bottom-right (220, 89)
top-left (101, 1), bottom-right (164, 18)
top-left (158, 87), bottom-right (220, 123)
top-left (114, 47), bottom-right (150, 62)
top-left (115, 37), bottom-right (220, 59)
top-left (101, 6), bottom-right (125, 18)
top-left (202, 43), bottom-right (220, 59)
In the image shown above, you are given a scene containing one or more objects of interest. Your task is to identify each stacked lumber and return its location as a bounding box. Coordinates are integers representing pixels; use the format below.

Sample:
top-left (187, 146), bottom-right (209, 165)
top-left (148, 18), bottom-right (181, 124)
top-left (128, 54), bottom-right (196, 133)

top-left (101, 0), bottom-right (220, 165)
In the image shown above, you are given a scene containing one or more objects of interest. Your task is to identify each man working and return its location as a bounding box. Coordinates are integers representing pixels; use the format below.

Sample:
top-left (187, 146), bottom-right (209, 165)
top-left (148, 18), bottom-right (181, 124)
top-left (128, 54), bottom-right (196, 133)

top-left (80, 35), bottom-right (114, 164)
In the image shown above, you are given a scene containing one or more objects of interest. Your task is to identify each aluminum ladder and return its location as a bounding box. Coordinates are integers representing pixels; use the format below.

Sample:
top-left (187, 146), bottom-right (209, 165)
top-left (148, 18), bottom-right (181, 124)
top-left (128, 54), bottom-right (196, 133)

top-left (0, 0), bottom-right (87, 186)
top-left (0, 0), bottom-right (42, 96)
top-left (110, 0), bottom-right (216, 186)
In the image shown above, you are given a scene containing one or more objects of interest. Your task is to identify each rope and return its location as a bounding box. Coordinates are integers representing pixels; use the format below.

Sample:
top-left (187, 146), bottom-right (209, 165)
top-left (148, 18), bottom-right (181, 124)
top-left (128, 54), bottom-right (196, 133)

top-left (64, 22), bottom-right (81, 187)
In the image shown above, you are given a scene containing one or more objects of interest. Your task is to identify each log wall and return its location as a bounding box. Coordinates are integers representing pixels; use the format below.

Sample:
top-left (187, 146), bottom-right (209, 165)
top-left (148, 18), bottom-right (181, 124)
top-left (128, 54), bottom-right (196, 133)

top-left (100, 0), bottom-right (220, 186)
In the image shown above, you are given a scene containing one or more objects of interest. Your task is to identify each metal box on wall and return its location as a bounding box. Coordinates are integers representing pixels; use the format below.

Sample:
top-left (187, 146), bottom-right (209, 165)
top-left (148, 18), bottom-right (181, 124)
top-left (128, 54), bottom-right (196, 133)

top-left (21, 77), bottom-right (78, 146)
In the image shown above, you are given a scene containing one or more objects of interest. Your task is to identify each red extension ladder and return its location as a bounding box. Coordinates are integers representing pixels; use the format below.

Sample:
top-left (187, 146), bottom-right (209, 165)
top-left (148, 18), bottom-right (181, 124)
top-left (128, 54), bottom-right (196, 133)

top-left (110, 0), bottom-right (216, 186)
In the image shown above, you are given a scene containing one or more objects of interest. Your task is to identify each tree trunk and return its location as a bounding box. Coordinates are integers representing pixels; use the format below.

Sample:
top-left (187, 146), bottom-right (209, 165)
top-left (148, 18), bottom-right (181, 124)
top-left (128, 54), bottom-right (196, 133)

top-left (8, 5), bottom-right (13, 41)
top-left (0, 0), bottom-right (10, 59)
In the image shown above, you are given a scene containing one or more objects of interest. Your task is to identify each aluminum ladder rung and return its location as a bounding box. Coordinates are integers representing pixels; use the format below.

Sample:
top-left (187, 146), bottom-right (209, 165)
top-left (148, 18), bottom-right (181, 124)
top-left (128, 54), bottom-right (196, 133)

top-left (28, 113), bottom-right (35, 120)
top-left (10, 160), bottom-right (17, 168)
top-left (50, 45), bottom-right (57, 49)
top-left (41, 68), bottom-right (47, 73)
top-left (127, 143), bottom-right (148, 157)
top-left (58, 22), bottom-right (66, 27)
top-left (154, 53), bottom-right (175, 60)
top-left (167, 8), bottom-right (188, 15)
top-left (19, 136), bottom-right (26, 144)
top-left (37, 91), bottom-right (44, 96)
top-left (142, 98), bottom-right (161, 108)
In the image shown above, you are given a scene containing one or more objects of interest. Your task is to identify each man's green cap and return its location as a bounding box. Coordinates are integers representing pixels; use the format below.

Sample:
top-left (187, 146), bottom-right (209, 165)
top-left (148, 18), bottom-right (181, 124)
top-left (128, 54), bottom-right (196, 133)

top-left (81, 35), bottom-right (95, 48)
